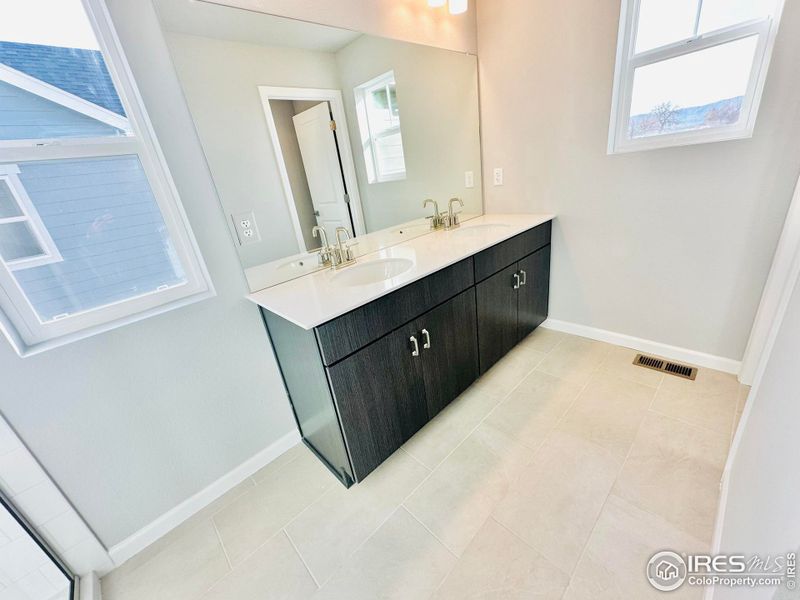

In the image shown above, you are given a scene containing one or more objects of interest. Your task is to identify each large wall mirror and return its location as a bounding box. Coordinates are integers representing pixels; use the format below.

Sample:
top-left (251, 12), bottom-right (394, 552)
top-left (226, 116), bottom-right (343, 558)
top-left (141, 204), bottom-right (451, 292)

top-left (154, 0), bottom-right (483, 290)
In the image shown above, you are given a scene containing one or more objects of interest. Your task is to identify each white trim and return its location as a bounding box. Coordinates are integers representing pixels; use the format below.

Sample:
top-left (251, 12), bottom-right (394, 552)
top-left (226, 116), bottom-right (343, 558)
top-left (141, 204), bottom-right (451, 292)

top-left (541, 318), bottom-right (741, 374)
top-left (706, 175), bottom-right (800, 599)
top-left (607, 0), bottom-right (785, 154)
top-left (258, 86), bottom-right (367, 253)
top-left (106, 429), bottom-right (301, 571)
top-left (79, 573), bottom-right (103, 600)
top-left (0, 168), bottom-right (64, 271)
top-left (0, 413), bottom-right (113, 577)
top-left (353, 70), bottom-right (407, 184)
top-left (739, 178), bottom-right (800, 385)
top-left (0, 63), bottom-right (131, 133)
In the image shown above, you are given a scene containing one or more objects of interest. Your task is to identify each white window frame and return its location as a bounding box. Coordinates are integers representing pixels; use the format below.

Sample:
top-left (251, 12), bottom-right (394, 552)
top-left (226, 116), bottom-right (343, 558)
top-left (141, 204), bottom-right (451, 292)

top-left (0, 0), bottom-right (214, 357)
top-left (608, 0), bottom-right (785, 154)
top-left (0, 164), bottom-right (63, 271)
top-left (354, 71), bottom-right (407, 183)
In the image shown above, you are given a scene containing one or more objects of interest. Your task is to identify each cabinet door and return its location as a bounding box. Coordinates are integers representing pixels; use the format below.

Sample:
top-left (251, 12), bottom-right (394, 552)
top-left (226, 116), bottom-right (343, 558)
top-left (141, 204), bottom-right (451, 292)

top-left (476, 263), bottom-right (520, 374)
top-left (327, 324), bottom-right (427, 481)
top-left (416, 290), bottom-right (479, 418)
top-left (517, 245), bottom-right (551, 341)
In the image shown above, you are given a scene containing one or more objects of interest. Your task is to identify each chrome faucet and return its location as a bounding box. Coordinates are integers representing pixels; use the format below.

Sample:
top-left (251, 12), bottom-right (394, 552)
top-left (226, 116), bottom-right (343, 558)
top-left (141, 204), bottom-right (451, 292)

top-left (312, 225), bottom-right (332, 267)
top-left (332, 227), bottom-right (357, 269)
top-left (445, 197), bottom-right (464, 230)
top-left (424, 199), bottom-right (445, 230)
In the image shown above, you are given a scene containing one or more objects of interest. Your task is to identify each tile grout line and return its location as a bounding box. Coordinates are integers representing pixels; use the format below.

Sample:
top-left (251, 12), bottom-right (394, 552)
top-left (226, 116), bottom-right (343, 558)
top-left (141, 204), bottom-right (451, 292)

top-left (561, 371), bottom-right (656, 585)
top-left (198, 457), bottom-right (337, 589)
top-left (211, 519), bottom-right (233, 572)
top-left (399, 446), bottom-right (434, 472)
top-left (647, 406), bottom-right (734, 439)
top-left (497, 345), bottom-right (616, 582)
top-left (282, 529), bottom-right (322, 589)
top-left (409, 333), bottom-right (610, 591)
top-left (311, 332), bottom-right (569, 595)
top-left (563, 366), bottom-right (724, 584)
top-left (401, 505), bottom-right (459, 559)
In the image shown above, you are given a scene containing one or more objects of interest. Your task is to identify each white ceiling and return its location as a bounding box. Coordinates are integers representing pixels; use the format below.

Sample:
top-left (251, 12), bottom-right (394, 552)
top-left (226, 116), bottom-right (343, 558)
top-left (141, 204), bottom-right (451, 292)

top-left (154, 0), bottom-right (362, 52)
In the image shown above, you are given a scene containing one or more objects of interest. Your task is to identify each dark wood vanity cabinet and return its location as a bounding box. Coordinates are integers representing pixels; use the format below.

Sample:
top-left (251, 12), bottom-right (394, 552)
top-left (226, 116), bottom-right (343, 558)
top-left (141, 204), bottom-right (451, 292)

top-left (517, 245), bottom-right (551, 339)
top-left (327, 323), bottom-right (428, 481)
top-left (328, 289), bottom-right (478, 480)
top-left (262, 221), bottom-right (551, 487)
top-left (476, 226), bottom-right (552, 373)
top-left (476, 264), bottom-right (520, 373)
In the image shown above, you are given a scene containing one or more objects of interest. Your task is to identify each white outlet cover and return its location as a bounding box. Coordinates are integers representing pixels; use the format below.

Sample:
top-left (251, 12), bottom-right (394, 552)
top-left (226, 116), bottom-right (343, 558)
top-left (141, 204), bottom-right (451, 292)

top-left (493, 168), bottom-right (504, 186)
top-left (465, 171), bottom-right (474, 188)
top-left (232, 211), bottom-right (261, 245)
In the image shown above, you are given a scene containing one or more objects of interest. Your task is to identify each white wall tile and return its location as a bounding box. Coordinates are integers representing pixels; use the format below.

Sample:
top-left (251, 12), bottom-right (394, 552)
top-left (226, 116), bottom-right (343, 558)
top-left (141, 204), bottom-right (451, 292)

top-left (42, 512), bottom-right (90, 555)
top-left (0, 449), bottom-right (46, 496)
top-left (0, 536), bottom-right (48, 581)
top-left (0, 414), bottom-right (110, 577)
top-left (16, 569), bottom-right (58, 600)
top-left (12, 483), bottom-right (69, 527)
top-left (38, 563), bottom-right (69, 593)
top-left (0, 584), bottom-right (29, 600)
top-left (0, 507), bottom-right (23, 543)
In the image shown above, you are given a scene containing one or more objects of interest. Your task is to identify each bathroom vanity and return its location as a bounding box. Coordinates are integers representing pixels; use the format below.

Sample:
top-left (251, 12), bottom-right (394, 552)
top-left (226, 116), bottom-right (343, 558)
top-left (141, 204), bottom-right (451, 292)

top-left (251, 215), bottom-right (553, 486)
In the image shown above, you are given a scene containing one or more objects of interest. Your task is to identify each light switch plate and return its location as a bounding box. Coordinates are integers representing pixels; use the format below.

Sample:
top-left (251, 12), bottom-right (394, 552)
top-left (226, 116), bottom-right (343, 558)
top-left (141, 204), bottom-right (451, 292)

top-left (493, 168), bottom-right (504, 186)
top-left (232, 211), bottom-right (261, 245)
top-left (465, 170), bottom-right (474, 188)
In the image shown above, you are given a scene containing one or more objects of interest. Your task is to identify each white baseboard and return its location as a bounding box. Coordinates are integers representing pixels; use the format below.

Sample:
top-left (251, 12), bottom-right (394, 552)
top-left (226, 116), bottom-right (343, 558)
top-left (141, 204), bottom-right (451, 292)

top-left (107, 429), bottom-right (301, 570)
top-left (541, 319), bottom-right (742, 375)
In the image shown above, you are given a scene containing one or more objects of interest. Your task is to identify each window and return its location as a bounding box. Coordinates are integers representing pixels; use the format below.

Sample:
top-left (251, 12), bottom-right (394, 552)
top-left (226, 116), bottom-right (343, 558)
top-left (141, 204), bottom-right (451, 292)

top-left (0, 0), bottom-right (212, 356)
top-left (608, 0), bottom-right (785, 153)
top-left (354, 71), bottom-right (407, 183)
top-left (0, 165), bottom-right (63, 270)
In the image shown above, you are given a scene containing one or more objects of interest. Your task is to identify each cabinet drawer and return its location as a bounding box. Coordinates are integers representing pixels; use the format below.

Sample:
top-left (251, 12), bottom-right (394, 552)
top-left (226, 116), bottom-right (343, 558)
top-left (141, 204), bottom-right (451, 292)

top-left (315, 258), bottom-right (474, 366)
top-left (474, 221), bottom-right (551, 282)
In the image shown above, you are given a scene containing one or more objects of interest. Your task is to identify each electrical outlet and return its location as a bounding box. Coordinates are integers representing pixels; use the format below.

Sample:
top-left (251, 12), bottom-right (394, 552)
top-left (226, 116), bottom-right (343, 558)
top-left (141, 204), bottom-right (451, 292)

top-left (232, 211), bottom-right (261, 245)
top-left (465, 170), bottom-right (474, 188)
top-left (493, 168), bottom-right (504, 186)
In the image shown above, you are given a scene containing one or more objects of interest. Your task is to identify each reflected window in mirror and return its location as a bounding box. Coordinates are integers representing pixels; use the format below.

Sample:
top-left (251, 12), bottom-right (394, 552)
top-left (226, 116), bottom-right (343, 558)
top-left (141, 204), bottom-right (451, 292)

top-left (355, 71), bottom-right (407, 183)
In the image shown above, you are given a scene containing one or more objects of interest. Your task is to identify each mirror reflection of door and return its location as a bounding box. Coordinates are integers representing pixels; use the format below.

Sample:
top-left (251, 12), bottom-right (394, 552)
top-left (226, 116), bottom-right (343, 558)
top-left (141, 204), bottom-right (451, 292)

top-left (293, 103), bottom-right (354, 241)
top-left (268, 99), bottom-right (355, 252)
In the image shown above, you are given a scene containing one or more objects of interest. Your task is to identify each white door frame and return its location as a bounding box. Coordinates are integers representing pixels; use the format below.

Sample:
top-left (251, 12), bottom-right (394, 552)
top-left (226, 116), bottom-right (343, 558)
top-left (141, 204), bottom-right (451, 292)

top-left (258, 86), bottom-right (366, 252)
top-left (738, 176), bottom-right (800, 385)
top-left (706, 175), bottom-right (800, 600)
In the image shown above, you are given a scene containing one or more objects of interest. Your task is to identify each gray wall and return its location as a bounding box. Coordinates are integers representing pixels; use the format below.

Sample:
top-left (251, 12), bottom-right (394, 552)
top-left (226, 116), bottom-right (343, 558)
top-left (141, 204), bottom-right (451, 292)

top-left (165, 32), bottom-right (342, 268)
top-left (0, 0), bottom-right (297, 547)
top-left (270, 100), bottom-right (318, 251)
top-left (335, 35), bottom-right (482, 232)
top-left (477, 0), bottom-right (800, 361)
top-left (0, 0), bottom-right (476, 550)
top-left (715, 273), bottom-right (800, 600)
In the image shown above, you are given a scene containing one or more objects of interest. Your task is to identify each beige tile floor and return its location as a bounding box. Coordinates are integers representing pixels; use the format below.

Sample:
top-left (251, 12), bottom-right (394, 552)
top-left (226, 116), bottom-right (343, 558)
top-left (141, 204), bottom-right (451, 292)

top-left (102, 329), bottom-right (749, 600)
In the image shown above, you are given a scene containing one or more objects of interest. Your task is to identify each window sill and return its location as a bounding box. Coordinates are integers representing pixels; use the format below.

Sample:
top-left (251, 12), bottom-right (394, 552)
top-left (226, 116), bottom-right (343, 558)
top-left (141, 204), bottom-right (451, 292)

top-left (1, 287), bottom-right (216, 358)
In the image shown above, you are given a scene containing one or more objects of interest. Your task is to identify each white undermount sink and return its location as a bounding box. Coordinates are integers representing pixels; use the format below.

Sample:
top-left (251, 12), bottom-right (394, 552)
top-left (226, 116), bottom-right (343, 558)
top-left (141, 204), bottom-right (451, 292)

top-left (331, 257), bottom-right (414, 287)
top-left (451, 223), bottom-right (511, 237)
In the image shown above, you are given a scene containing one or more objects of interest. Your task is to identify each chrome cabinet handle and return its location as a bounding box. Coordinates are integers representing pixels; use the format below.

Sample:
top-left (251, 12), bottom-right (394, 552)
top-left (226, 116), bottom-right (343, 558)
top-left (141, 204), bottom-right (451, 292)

top-left (422, 329), bottom-right (431, 349)
top-left (513, 273), bottom-right (521, 289)
top-left (410, 336), bottom-right (420, 357)
top-left (520, 270), bottom-right (527, 286)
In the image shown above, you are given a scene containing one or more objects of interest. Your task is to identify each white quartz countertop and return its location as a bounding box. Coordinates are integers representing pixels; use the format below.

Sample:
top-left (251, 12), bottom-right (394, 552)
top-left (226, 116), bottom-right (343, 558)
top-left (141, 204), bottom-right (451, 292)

top-left (248, 214), bottom-right (555, 330)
